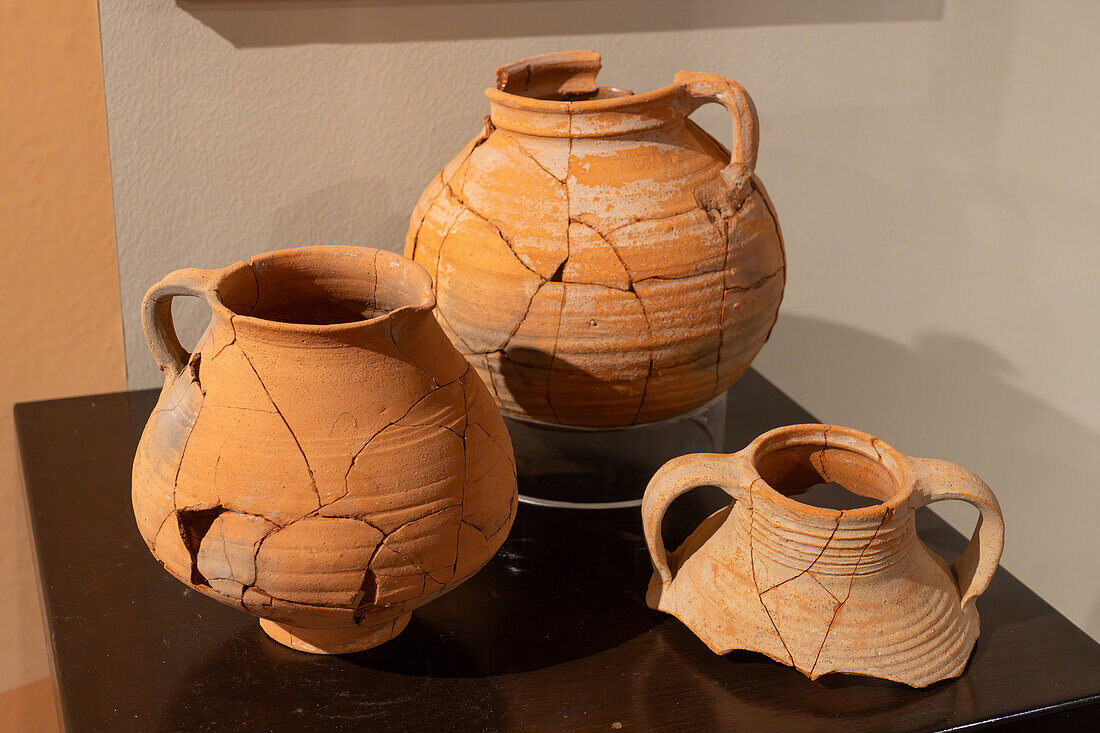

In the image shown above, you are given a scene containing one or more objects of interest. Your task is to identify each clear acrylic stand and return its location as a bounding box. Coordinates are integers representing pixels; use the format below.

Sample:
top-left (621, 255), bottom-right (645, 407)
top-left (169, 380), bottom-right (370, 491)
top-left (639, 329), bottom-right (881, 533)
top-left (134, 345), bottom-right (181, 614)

top-left (505, 393), bottom-right (727, 510)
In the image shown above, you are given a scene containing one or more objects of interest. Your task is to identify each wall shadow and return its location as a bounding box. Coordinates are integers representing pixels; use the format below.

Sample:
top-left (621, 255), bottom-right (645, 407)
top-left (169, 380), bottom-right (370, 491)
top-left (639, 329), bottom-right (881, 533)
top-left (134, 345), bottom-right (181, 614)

top-left (178, 0), bottom-right (944, 47)
top-left (760, 313), bottom-right (1100, 633)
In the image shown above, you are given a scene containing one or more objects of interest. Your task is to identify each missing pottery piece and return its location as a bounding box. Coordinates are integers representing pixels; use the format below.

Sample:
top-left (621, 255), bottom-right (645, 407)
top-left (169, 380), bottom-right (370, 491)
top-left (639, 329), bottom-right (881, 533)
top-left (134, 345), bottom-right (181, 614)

top-left (406, 50), bottom-right (785, 428)
top-left (131, 246), bottom-right (518, 654)
top-left (642, 424), bottom-right (1004, 687)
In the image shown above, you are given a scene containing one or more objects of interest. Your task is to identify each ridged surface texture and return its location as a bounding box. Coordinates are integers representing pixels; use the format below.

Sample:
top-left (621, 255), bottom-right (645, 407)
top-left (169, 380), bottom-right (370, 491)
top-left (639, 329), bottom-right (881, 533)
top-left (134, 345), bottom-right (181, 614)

top-left (655, 502), bottom-right (979, 687)
top-left (405, 56), bottom-right (784, 427)
top-left (131, 247), bottom-right (518, 651)
top-left (643, 425), bottom-right (1003, 687)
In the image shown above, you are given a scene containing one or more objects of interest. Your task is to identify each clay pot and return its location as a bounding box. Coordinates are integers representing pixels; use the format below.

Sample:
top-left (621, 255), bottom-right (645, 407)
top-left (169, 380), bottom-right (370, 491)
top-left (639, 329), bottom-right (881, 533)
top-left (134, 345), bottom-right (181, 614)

top-left (642, 424), bottom-right (1004, 687)
top-left (131, 246), bottom-right (518, 654)
top-left (406, 50), bottom-right (785, 427)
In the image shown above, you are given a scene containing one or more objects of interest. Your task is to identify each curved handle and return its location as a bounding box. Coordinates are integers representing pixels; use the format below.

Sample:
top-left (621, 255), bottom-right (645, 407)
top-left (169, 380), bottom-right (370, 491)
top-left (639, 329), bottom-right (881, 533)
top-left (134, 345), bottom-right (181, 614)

top-left (674, 70), bottom-right (760, 206)
top-left (141, 268), bottom-right (220, 381)
top-left (642, 452), bottom-right (755, 588)
top-left (911, 458), bottom-right (1005, 610)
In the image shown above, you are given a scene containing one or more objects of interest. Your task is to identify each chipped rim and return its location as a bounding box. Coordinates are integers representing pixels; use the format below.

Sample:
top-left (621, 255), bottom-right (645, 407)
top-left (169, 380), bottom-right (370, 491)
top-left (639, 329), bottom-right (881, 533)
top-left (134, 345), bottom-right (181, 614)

top-left (741, 424), bottom-right (914, 521)
top-left (212, 245), bottom-right (436, 336)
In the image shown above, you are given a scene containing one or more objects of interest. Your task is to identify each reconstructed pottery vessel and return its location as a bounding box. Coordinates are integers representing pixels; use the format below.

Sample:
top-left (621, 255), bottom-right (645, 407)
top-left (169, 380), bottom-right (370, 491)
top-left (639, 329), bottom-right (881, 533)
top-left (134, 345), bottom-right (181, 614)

top-left (643, 425), bottom-right (1004, 687)
top-left (406, 50), bottom-right (785, 427)
top-left (132, 246), bottom-right (518, 654)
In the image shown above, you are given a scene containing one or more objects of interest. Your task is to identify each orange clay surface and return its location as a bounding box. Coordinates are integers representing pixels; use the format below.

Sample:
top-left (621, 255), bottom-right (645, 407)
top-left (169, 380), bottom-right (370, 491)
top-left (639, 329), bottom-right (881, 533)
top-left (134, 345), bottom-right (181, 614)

top-left (643, 424), bottom-right (1004, 687)
top-left (131, 246), bottom-right (517, 654)
top-left (406, 51), bottom-right (785, 427)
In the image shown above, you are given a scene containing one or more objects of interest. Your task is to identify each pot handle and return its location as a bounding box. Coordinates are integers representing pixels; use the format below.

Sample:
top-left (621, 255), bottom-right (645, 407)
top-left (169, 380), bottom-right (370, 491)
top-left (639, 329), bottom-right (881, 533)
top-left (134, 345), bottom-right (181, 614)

top-left (911, 458), bottom-right (1005, 610)
top-left (642, 453), bottom-right (755, 588)
top-left (141, 268), bottom-right (221, 381)
top-left (674, 70), bottom-right (759, 207)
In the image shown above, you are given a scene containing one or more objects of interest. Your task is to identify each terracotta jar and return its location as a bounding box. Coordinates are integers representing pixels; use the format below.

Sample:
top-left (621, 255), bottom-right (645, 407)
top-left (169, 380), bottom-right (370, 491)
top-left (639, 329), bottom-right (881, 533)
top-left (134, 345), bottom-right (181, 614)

top-left (131, 246), bottom-right (518, 654)
top-left (642, 425), bottom-right (1004, 687)
top-left (406, 50), bottom-right (785, 427)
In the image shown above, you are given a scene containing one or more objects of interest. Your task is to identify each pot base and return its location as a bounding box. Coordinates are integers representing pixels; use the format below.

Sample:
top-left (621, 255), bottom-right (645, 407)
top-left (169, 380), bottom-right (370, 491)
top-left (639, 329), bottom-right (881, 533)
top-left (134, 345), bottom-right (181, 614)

top-left (260, 613), bottom-right (412, 654)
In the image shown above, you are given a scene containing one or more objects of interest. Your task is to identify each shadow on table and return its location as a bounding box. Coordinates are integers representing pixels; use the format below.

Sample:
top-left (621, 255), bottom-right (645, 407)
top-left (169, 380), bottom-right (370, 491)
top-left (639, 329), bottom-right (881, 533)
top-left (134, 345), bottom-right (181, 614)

top-left (156, 625), bottom-right (508, 731)
top-left (342, 500), bottom-right (664, 676)
top-left (635, 629), bottom-right (982, 729)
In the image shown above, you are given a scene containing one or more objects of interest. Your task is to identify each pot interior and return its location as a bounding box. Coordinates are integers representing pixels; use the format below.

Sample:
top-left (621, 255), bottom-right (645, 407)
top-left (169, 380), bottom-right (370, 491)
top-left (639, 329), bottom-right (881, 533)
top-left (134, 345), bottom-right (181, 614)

top-left (754, 437), bottom-right (900, 508)
top-left (511, 86), bottom-right (634, 102)
top-left (221, 248), bottom-right (430, 326)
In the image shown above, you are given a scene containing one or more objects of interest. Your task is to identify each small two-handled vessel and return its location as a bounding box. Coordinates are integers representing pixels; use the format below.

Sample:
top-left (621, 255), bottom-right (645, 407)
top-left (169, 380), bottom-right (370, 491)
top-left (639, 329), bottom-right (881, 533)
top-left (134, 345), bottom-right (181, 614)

top-left (643, 424), bottom-right (1004, 687)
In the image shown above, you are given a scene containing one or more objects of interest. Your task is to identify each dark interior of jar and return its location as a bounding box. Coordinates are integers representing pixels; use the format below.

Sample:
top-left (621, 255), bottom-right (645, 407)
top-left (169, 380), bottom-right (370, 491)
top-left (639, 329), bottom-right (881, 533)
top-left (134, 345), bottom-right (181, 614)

top-left (754, 441), bottom-right (899, 507)
top-left (247, 290), bottom-right (377, 325)
top-left (218, 252), bottom-right (419, 326)
top-left (496, 52), bottom-right (631, 102)
top-left (516, 86), bottom-right (634, 102)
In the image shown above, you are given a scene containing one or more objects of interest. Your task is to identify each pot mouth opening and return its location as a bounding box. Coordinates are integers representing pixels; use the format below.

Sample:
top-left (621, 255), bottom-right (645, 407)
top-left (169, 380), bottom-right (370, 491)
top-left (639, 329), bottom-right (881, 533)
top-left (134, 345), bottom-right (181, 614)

top-left (489, 49), bottom-right (678, 115)
top-left (750, 425), bottom-right (908, 516)
top-left (218, 246), bottom-right (434, 331)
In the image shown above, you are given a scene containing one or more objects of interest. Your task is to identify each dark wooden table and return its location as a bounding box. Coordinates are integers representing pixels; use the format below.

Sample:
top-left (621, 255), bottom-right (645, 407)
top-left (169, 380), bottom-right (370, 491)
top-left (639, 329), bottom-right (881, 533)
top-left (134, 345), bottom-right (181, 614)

top-left (16, 370), bottom-right (1100, 732)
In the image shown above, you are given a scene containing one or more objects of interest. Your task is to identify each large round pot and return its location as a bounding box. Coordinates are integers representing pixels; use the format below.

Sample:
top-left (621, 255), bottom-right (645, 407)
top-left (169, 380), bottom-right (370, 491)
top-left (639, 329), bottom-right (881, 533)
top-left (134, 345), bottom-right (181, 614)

top-left (131, 246), bottom-right (518, 653)
top-left (406, 50), bottom-right (785, 427)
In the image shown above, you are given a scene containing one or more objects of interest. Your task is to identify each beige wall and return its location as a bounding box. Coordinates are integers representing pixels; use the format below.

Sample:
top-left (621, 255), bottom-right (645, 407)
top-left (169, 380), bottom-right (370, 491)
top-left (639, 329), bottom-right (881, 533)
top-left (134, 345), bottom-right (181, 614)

top-left (0, 0), bottom-right (126, 718)
top-left (100, 0), bottom-right (1098, 641)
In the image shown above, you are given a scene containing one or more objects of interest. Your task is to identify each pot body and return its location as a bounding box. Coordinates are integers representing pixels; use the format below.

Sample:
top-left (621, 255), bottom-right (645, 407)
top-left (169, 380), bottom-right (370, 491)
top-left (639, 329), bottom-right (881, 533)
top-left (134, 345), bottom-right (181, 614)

top-left (406, 51), bottom-right (784, 427)
top-left (643, 425), bottom-right (1004, 687)
top-left (132, 246), bottom-right (517, 653)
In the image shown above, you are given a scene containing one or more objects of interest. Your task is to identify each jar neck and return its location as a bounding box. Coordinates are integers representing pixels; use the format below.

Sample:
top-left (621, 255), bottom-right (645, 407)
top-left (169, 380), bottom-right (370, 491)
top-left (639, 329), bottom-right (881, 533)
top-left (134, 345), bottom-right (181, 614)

top-left (733, 497), bottom-right (916, 578)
